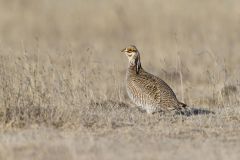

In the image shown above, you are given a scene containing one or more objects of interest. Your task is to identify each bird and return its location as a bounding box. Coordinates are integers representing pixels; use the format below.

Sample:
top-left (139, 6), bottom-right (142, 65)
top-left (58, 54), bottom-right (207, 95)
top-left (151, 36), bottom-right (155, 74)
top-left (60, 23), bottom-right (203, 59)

top-left (121, 45), bottom-right (188, 114)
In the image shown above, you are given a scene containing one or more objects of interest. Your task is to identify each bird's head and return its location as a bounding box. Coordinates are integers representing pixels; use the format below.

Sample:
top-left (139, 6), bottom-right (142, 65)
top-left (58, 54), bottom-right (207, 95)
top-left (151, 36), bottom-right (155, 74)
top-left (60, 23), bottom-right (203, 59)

top-left (121, 45), bottom-right (141, 74)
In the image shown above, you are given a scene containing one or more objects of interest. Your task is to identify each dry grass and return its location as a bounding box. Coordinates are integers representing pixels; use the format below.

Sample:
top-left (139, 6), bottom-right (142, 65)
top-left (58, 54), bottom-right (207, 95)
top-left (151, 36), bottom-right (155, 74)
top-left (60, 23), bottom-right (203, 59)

top-left (0, 0), bottom-right (240, 160)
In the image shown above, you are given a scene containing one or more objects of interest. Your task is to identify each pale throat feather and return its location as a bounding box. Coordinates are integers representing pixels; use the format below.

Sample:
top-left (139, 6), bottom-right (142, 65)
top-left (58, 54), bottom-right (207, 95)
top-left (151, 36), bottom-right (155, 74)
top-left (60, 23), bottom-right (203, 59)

top-left (128, 59), bottom-right (136, 67)
top-left (127, 53), bottom-right (141, 74)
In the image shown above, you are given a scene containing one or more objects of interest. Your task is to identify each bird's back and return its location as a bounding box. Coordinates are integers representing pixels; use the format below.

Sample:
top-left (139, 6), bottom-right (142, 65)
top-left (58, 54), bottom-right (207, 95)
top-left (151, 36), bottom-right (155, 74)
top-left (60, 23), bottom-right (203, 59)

top-left (126, 66), bottom-right (185, 113)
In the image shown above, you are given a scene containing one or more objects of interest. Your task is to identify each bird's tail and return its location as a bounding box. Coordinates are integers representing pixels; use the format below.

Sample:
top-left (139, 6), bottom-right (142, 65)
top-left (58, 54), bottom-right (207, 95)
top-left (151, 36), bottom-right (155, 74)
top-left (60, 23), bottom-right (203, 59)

top-left (177, 101), bottom-right (191, 116)
top-left (178, 102), bottom-right (187, 108)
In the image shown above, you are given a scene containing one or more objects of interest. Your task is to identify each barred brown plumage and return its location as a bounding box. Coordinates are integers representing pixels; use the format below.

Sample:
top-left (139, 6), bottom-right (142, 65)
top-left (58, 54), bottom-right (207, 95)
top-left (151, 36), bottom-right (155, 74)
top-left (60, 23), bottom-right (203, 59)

top-left (122, 45), bottom-right (187, 114)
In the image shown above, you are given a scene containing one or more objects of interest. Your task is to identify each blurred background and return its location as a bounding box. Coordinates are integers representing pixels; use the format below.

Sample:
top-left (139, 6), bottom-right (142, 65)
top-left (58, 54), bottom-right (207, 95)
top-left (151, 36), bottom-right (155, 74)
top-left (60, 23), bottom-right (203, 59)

top-left (0, 0), bottom-right (240, 106)
top-left (1, 0), bottom-right (240, 51)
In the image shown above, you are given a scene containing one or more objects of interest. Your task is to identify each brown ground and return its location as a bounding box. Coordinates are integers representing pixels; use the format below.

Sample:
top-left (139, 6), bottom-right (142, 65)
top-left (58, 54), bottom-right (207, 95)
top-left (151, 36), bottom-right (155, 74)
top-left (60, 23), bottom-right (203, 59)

top-left (0, 0), bottom-right (240, 160)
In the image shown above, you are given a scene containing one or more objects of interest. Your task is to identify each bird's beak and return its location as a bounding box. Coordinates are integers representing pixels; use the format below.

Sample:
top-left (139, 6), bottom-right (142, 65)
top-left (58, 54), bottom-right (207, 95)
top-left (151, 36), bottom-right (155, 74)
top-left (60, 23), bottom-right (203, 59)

top-left (121, 48), bottom-right (126, 52)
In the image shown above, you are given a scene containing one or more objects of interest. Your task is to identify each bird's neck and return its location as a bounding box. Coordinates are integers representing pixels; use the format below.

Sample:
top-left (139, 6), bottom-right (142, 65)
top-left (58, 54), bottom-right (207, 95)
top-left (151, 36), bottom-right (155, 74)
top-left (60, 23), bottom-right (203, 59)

top-left (127, 62), bottom-right (142, 75)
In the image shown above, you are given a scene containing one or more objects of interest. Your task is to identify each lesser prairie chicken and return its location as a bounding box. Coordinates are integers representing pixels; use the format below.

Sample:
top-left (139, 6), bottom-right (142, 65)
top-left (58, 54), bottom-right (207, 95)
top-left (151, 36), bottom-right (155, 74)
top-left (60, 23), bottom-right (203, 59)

top-left (122, 45), bottom-right (187, 114)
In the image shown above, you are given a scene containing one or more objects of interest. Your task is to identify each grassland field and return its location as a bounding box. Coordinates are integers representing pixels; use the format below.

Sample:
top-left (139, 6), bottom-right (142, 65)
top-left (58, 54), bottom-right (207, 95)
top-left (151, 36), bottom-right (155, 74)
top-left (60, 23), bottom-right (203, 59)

top-left (0, 0), bottom-right (240, 160)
